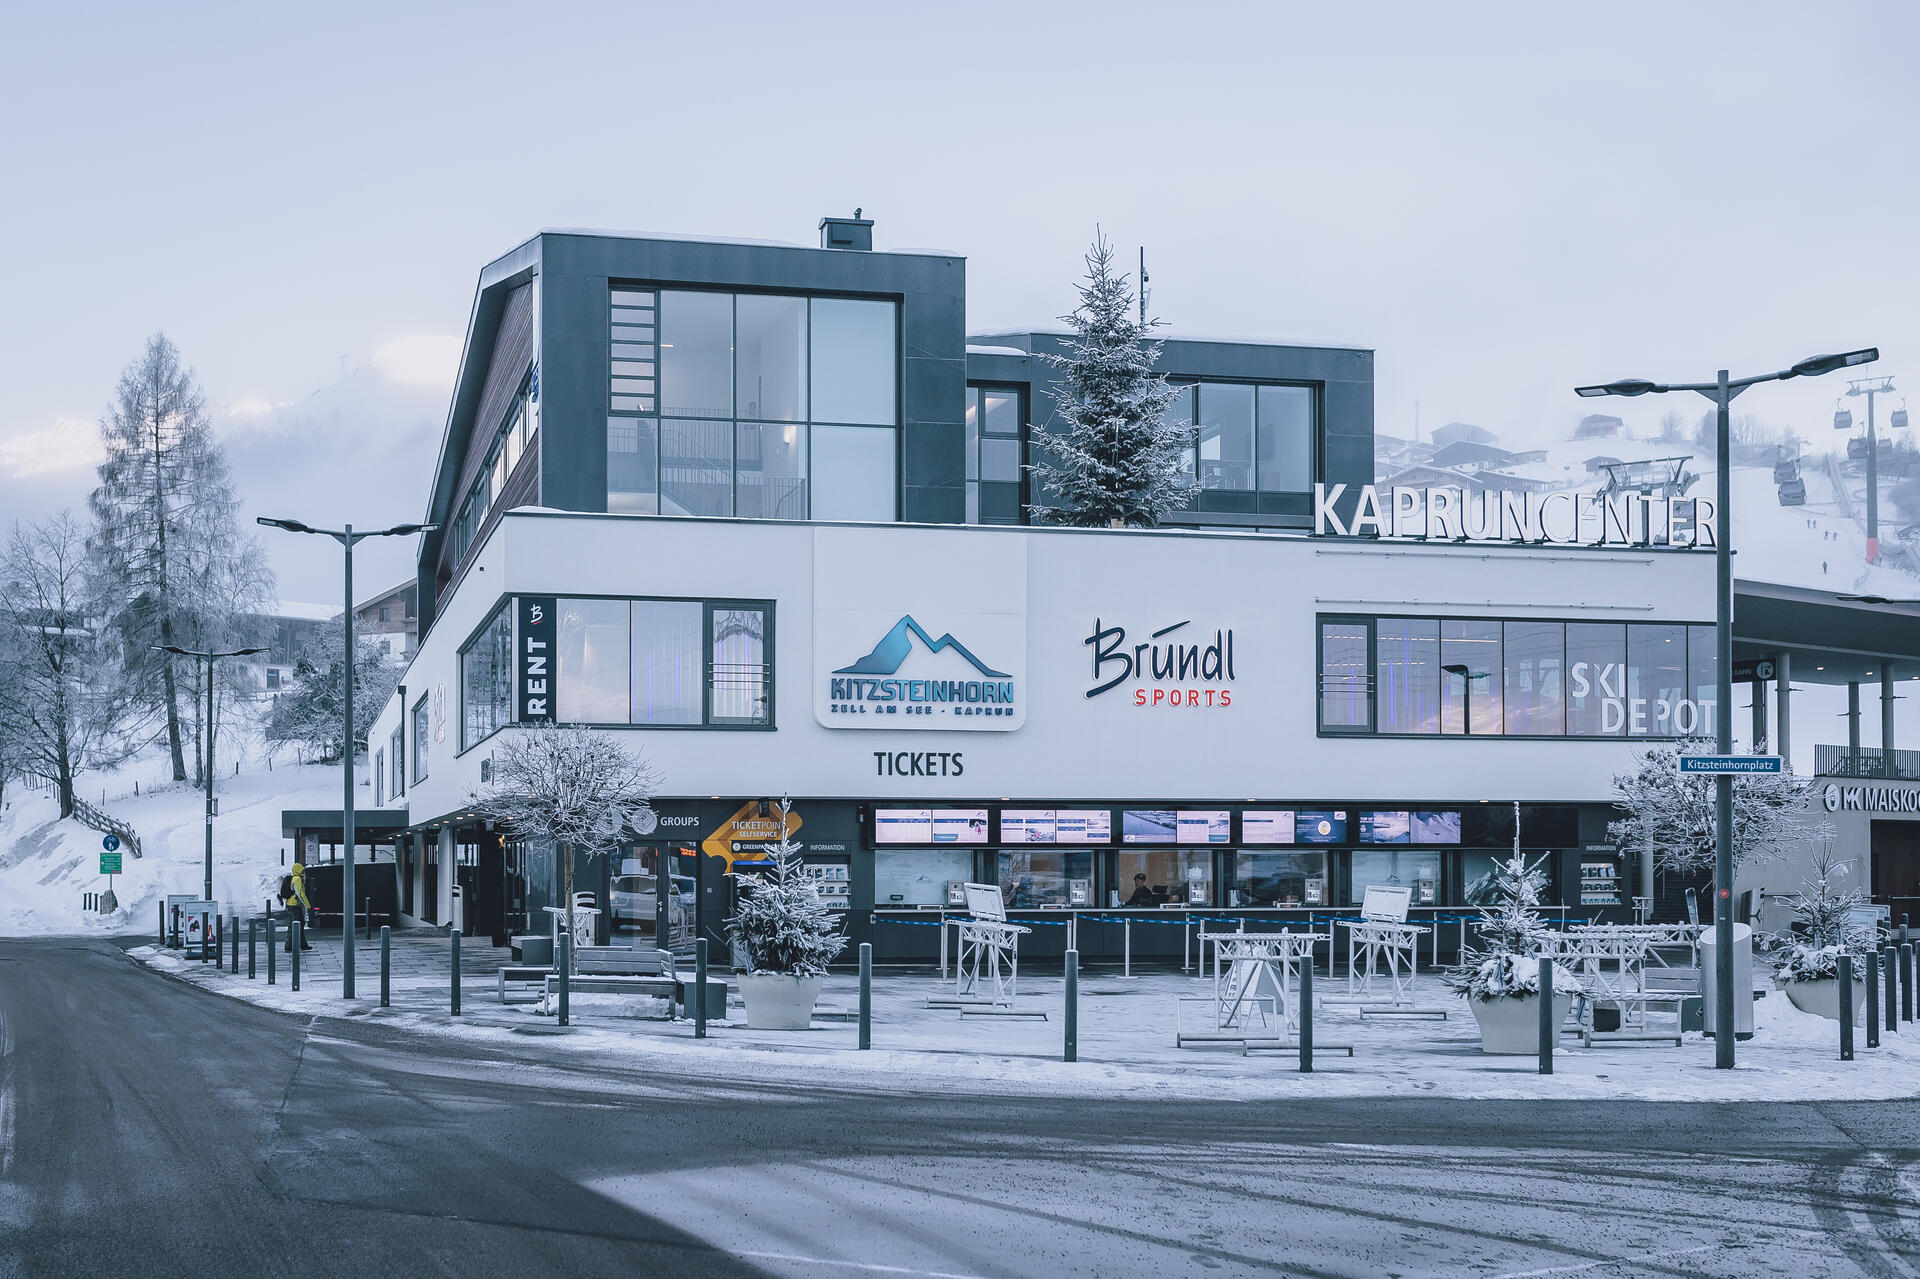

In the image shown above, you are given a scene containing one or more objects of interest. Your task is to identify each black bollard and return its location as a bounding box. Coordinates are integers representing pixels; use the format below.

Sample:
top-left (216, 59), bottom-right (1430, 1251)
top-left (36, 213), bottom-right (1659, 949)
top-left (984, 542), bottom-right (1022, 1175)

top-left (1904, 944), bottom-right (1916, 1024)
top-left (1299, 958), bottom-right (1314, 1074)
top-left (291, 920), bottom-right (301, 991)
top-left (451, 929), bottom-right (461, 1015)
top-left (556, 934), bottom-right (569, 1027)
top-left (201, 918), bottom-right (212, 964)
top-left (1063, 949), bottom-right (1078, 1063)
top-left (230, 915), bottom-right (239, 974)
top-left (1539, 958), bottom-right (1555, 1076)
top-left (1868, 947), bottom-right (1881, 1048)
top-left (158, 901), bottom-right (165, 946)
top-left (171, 905), bottom-right (180, 949)
top-left (380, 926), bottom-right (391, 1008)
top-left (694, 937), bottom-right (709, 1040)
top-left (858, 942), bottom-right (872, 1051)
top-left (1839, 955), bottom-right (1855, 1061)
top-left (1888, 947), bottom-right (1900, 1033)
top-left (248, 919), bottom-right (257, 980)
top-left (267, 918), bottom-right (276, 984)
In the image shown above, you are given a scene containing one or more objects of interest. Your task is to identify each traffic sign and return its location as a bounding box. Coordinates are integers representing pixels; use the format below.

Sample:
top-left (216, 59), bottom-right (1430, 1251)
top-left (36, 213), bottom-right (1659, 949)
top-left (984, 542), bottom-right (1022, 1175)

top-left (102, 833), bottom-right (119, 852)
top-left (1679, 754), bottom-right (1784, 775)
top-left (100, 852), bottom-right (122, 875)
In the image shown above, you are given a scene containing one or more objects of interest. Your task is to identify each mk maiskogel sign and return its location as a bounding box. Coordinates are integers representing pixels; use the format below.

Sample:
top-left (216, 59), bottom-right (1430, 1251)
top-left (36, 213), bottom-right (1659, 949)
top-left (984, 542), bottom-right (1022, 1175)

top-left (1314, 483), bottom-right (1716, 547)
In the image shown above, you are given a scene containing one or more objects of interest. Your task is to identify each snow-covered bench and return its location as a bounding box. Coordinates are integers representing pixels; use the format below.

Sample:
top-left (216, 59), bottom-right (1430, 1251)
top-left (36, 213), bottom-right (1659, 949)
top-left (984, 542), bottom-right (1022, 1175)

top-left (539, 972), bottom-right (729, 1021)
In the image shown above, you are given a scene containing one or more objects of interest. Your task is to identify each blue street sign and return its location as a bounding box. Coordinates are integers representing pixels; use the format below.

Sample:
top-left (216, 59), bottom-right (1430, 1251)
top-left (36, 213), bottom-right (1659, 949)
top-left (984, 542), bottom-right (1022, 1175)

top-left (102, 833), bottom-right (120, 852)
top-left (1679, 755), bottom-right (1783, 775)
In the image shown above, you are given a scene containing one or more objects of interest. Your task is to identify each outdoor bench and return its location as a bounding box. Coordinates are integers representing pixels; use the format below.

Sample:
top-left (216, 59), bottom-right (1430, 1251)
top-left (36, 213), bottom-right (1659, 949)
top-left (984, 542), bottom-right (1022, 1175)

top-left (540, 973), bottom-right (730, 1022)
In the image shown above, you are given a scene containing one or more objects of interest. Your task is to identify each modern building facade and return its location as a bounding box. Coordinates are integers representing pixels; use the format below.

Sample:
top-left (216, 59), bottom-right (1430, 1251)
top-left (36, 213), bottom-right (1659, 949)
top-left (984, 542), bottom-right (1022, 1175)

top-left (366, 216), bottom-right (1751, 960)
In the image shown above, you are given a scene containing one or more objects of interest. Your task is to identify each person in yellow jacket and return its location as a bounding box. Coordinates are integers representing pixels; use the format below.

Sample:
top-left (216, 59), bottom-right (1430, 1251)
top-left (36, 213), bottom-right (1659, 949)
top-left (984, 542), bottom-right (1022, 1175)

top-left (283, 861), bottom-right (315, 952)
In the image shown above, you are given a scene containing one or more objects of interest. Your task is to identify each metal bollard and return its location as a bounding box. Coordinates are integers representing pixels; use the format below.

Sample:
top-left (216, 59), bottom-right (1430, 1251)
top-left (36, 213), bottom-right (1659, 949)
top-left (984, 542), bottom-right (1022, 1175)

top-left (858, 942), bottom-right (872, 1051)
top-left (1888, 947), bottom-right (1900, 1033)
top-left (1539, 958), bottom-right (1555, 1075)
top-left (556, 934), bottom-right (569, 1027)
top-left (231, 915), bottom-right (240, 974)
top-left (291, 920), bottom-right (301, 991)
top-left (158, 902), bottom-right (165, 946)
top-left (267, 918), bottom-right (276, 984)
top-left (1299, 958), bottom-right (1314, 1074)
top-left (1064, 949), bottom-right (1078, 1062)
top-left (1123, 917), bottom-right (1132, 979)
top-left (1904, 944), bottom-right (1915, 1024)
top-left (248, 919), bottom-right (257, 979)
top-left (451, 929), bottom-right (462, 1015)
top-left (1867, 947), bottom-right (1880, 1048)
top-left (1839, 955), bottom-right (1855, 1061)
top-left (202, 919), bottom-right (212, 964)
top-left (171, 905), bottom-right (180, 948)
top-left (380, 926), bottom-right (391, 1008)
top-left (694, 937), bottom-right (709, 1039)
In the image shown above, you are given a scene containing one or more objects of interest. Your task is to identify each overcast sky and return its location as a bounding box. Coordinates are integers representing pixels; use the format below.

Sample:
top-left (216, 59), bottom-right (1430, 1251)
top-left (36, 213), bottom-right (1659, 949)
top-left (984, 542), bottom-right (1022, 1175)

top-left (3, 1), bottom-right (1915, 602)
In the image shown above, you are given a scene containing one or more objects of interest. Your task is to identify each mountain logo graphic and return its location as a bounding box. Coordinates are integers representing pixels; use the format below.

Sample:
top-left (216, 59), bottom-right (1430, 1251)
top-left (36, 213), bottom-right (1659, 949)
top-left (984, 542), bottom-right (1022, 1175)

top-left (835, 616), bottom-right (1010, 678)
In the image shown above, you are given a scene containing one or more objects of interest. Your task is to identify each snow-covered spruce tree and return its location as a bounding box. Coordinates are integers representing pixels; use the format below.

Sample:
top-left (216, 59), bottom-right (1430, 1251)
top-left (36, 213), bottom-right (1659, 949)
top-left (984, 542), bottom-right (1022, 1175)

top-left (1027, 233), bottom-right (1195, 527)
top-left (1444, 852), bottom-right (1577, 1001)
top-left (265, 622), bottom-right (401, 764)
top-left (468, 723), bottom-right (660, 958)
top-left (727, 798), bottom-right (845, 976)
top-left (1607, 737), bottom-right (1826, 876)
top-left (1769, 847), bottom-right (1876, 985)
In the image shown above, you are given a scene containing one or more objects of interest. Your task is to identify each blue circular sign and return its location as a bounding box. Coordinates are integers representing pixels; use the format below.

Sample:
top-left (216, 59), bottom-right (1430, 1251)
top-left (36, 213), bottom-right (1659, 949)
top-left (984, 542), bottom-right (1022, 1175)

top-left (102, 834), bottom-right (120, 852)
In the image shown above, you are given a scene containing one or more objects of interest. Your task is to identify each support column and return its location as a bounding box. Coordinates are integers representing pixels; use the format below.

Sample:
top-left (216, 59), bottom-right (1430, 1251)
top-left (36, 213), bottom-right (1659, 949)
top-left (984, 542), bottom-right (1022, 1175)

top-left (1751, 676), bottom-right (1769, 752)
top-left (1849, 682), bottom-right (1862, 756)
top-left (1883, 664), bottom-right (1898, 775)
top-left (411, 833), bottom-right (427, 919)
top-left (437, 827), bottom-right (457, 929)
top-left (1774, 651), bottom-right (1792, 767)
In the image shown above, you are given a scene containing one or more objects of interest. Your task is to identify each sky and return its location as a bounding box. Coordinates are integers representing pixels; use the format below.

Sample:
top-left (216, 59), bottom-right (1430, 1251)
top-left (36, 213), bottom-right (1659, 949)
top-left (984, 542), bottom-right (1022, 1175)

top-left (2, 1), bottom-right (1917, 604)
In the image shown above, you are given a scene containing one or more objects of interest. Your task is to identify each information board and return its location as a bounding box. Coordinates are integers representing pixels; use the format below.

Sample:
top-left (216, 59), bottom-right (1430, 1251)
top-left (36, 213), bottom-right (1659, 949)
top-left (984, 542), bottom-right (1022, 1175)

top-left (1240, 810), bottom-right (1296, 844)
top-left (1000, 810), bottom-right (1057, 843)
top-left (1176, 811), bottom-right (1231, 844)
top-left (931, 810), bottom-right (989, 843)
top-left (1054, 810), bottom-right (1112, 843)
top-left (874, 809), bottom-right (934, 844)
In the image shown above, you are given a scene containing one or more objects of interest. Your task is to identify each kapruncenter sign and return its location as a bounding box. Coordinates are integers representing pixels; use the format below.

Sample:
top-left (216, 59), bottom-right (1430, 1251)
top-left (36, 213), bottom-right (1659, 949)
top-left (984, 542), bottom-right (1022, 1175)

top-left (1315, 483), bottom-right (1715, 547)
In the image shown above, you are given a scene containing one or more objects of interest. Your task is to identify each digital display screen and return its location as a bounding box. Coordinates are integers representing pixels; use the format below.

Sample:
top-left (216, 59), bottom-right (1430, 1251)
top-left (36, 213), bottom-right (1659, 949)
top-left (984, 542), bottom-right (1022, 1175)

top-left (1122, 810), bottom-right (1178, 844)
top-left (1295, 810), bottom-right (1348, 844)
top-left (1240, 810), bottom-right (1296, 844)
top-left (999, 810), bottom-right (1057, 843)
top-left (931, 810), bottom-right (989, 843)
top-left (1361, 811), bottom-right (1412, 844)
top-left (1411, 810), bottom-right (1462, 844)
top-left (874, 809), bottom-right (933, 844)
top-left (1177, 811), bottom-right (1232, 844)
top-left (1054, 810), bottom-right (1112, 843)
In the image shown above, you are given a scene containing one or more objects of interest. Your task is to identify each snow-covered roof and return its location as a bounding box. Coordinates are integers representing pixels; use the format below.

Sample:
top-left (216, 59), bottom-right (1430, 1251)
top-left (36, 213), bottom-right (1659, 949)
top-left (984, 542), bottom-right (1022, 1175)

top-left (966, 344), bottom-right (1031, 358)
top-left (536, 228), bottom-right (960, 258)
top-left (968, 326), bottom-right (1372, 352)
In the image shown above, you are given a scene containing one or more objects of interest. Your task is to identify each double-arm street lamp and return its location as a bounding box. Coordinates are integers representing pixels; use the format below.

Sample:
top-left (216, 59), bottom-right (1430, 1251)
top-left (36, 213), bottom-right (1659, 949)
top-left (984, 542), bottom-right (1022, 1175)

top-left (154, 643), bottom-right (269, 902)
top-left (257, 518), bottom-right (436, 999)
top-left (1576, 347), bottom-right (1879, 1068)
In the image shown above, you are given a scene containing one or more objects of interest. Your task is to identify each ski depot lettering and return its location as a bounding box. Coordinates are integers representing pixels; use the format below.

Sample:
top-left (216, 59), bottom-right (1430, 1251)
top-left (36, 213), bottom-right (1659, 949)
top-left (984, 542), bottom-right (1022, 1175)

top-left (1086, 619), bottom-right (1236, 708)
top-left (1314, 484), bottom-right (1715, 548)
top-left (1568, 662), bottom-right (1716, 736)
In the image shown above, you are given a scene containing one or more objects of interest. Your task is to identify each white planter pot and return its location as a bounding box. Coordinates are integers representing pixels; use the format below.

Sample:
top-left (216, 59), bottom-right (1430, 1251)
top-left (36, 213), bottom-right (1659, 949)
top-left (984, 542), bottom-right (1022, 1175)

top-left (1782, 977), bottom-right (1868, 1024)
top-left (740, 972), bottom-right (825, 1030)
top-left (1466, 991), bottom-right (1574, 1054)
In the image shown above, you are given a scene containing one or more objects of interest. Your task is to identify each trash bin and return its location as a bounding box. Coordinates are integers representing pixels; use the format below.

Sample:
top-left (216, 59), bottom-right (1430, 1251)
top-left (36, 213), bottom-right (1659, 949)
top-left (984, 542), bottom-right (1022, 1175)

top-left (1699, 922), bottom-right (1755, 1039)
top-left (516, 935), bottom-right (554, 967)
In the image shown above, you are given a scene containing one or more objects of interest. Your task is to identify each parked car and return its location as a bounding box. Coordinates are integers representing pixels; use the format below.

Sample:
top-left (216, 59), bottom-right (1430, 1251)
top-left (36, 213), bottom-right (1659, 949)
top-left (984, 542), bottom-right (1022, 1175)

top-left (610, 873), bottom-right (696, 939)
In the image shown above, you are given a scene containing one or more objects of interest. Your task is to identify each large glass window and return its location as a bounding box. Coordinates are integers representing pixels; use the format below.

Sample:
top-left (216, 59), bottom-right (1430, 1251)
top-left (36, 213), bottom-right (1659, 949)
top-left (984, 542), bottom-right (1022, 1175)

top-left (998, 849), bottom-right (1094, 909)
top-left (553, 596), bottom-right (773, 729)
top-left (1117, 850), bottom-right (1213, 907)
top-left (1351, 848), bottom-right (1442, 904)
top-left (608, 287), bottom-right (898, 518)
top-left (1256, 385), bottom-right (1314, 492)
top-left (876, 849), bottom-right (976, 907)
top-left (1164, 381), bottom-right (1317, 501)
top-left (1566, 622), bottom-right (1626, 737)
top-left (709, 606), bottom-right (771, 725)
top-left (629, 601), bottom-right (703, 726)
top-left (1687, 624), bottom-right (1719, 739)
top-left (557, 598), bottom-right (631, 723)
top-left (1440, 620), bottom-right (1502, 735)
top-left (1197, 383), bottom-right (1256, 492)
top-left (965, 385), bottom-right (1025, 525)
top-left (1627, 623), bottom-right (1687, 738)
top-left (1233, 853), bottom-right (1328, 907)
top-left (460, 602), bottom-right (512, 749)
top-left (1376, 619), bottom-right (1440, 733)
top-left (1503, 621), bottom-right (1565, 735)
top-left (390, 725), bottom-right (405, 799)
top-left (411, 696), bottom-right (430, 782)
top-left (1319, 620), bottom-right (1372, 731)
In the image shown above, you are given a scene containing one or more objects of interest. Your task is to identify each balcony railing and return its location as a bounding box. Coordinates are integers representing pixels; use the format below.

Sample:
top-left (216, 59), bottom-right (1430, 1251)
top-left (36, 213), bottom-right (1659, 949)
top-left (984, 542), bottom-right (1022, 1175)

top-left (1814, 743), bottom-right (1920, 781)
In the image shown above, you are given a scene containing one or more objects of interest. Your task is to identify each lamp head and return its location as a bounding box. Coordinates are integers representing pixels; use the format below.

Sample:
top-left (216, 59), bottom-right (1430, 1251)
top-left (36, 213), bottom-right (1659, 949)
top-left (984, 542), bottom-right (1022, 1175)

top-left (1789, 348), bottom-right (1879, 379)
top-left (1575, 379), bottom-right (1662, 398)
top-left (256, 516), bottom-right (314, 534)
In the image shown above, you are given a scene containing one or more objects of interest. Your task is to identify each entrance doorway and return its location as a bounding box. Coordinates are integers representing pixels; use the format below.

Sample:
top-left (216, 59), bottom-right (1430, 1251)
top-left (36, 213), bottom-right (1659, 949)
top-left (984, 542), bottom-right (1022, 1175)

top-left (1869, 820), bottom-right (1920, 925)
top-left (613, 843), bottom-right (698, 954)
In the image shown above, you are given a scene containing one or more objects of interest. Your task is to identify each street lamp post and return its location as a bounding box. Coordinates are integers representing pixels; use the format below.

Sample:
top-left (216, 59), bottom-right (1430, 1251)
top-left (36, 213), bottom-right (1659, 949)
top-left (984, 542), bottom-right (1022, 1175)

top-left (1577, 347), bottom-right (1878, 1069)
top-left (258, 517), bottom-right (435, 999)
top-left (155, 644), bottom-right (269, 902)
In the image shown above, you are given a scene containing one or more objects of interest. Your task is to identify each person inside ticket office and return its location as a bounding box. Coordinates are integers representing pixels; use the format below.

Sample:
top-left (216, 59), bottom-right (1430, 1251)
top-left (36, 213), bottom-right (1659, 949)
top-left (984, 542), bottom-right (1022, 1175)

top-left (1125, 873), bottom-right (1157, 908)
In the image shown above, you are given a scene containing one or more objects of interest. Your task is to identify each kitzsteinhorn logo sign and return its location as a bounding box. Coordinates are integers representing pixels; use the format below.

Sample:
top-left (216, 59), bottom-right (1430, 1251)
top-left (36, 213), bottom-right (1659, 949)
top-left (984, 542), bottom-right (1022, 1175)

top-left (825, 615), bottom-right (1016, 720)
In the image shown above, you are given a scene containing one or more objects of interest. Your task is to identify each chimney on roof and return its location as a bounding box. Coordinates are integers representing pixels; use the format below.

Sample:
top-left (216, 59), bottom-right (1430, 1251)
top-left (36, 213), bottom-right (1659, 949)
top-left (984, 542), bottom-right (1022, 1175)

top-left (819, 208), bottom-right (873, 251)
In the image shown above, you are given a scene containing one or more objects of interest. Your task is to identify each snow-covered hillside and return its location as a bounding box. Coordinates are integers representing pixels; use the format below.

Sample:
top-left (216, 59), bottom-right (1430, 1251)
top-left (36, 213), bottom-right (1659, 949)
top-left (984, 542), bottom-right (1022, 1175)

top-left (0, 762), bottom-right (346, 937)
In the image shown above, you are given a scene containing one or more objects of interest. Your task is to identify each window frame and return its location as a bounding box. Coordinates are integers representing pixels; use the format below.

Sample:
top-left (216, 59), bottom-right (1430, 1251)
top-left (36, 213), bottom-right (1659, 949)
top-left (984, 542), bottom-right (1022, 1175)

top-left (964, 382), bottom-right (1028, 526)
top-left (390, 724), bottom-right (405, 799)
top-left (1165, 377), bottom-right (1323, 513)
top-left (458, 598), bottom-right (514, 754)
top-left (548, 592), bottom-right (776, 732)
top-left (410, 694), bottom-right (431, 783)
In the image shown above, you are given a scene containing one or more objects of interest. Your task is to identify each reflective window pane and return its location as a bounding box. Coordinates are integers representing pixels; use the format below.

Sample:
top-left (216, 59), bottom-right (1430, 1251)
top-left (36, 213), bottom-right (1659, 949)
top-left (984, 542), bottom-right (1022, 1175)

top-left (607, 418), bottom-right (658, 513)
top-left (810, 298), bottom-right (896, 425)
top-left (877, 849), bottom-right (976, 907)
top-left (1162, 385), bottom-right (1197, 480)
top-left (629, 601), bottom-right (702, 725)
top-left (1350, 848), bottom-right (1441, 903)
top-left (1440, 619), bottom-right (1503, 735)
top-left (1118, 850), bottom-right (1213, 907)
top-left (1503, 621), bottom-right (1565, 734)
top-left (709, 605), bottom-right (770, 724)
top-left (1627, 623), bottom-right (1687, 737)
top-left (980, 437), bottom-right (1021, 482)
top-left (1257, 385), bottom-right (1314, 492)
top-left (460, 604), bottom-right (511, 749)
top-left (736, 422), bottom-right (808, 520)
top-left (1566, 622), bottom-right (1626, 737)
top-left (659, 290), bottom-right (733, 418)
top-left (1320, 621), bottom-right (1371, 729)
top-left (998, 849), bottom-right (1093, 909)
top-left (982, 389), bottom-right (1020, 436)
top-left (964, 388), bottom-right (980, 482)
top-left (811, 425), bottom-right (896, 521)
top-left (735, 294), bottom-right (807, 422)
top-left (660, 419), bottom-right (734, 517)
top-left (1376, 619), bottom-right (1440, 733)
top-left (1198, 383), bottom-right (1255, 491)
top-left (557, 598), bottom-right (630, 723)
top-left (1687, 625), bottom-right (1719, 739)
top-left (1232, 853), bottom-right (1328, 907)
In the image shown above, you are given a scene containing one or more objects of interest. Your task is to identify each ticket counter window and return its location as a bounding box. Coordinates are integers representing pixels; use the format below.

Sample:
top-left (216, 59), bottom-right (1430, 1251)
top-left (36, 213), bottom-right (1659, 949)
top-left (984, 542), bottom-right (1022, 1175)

top-left (1350, 849), bottom-right (1440, 906)
top-left (1233, 853), bottom-right (1328, 907)
top-left (1116, 850), bottom-right (1212, 907)
top-left (876, 849), bottom-right (976, 907)
top-left (998, 850), bottom-right (1093, 909)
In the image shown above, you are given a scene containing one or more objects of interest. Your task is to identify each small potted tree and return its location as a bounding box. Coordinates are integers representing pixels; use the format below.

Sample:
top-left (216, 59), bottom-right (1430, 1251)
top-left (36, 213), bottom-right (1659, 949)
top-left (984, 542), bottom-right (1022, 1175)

top-left (728, 798), bottom-right (845, 1029)
top-left (1770, 849), bottom-right (1874, 1023)
top-left (1446, 851), bottom-right (1581, 1053)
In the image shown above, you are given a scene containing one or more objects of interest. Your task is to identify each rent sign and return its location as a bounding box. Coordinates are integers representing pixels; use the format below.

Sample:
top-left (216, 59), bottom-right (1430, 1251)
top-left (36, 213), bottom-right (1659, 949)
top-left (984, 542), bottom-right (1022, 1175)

top-left (515, 595), bottom-right (556, 723)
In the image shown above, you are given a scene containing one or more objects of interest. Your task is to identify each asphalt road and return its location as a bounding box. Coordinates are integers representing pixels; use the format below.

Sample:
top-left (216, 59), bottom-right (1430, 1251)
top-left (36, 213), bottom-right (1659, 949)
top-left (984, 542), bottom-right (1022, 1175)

top-left (3, 937), bottom-right (1917, 1279)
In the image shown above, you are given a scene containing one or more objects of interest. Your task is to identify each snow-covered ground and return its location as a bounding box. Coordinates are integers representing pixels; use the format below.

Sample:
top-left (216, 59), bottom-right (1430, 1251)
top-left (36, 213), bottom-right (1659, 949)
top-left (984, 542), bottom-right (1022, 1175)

top-left (132, 940), bottom-right (1920, 1103)
top-left (0, 761), bottom-right (344, 936)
